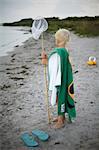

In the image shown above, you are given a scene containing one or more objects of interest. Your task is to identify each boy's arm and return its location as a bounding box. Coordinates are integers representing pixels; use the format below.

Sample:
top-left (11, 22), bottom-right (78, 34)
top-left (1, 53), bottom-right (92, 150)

top-left (69, 56), bottom-right (74, 70)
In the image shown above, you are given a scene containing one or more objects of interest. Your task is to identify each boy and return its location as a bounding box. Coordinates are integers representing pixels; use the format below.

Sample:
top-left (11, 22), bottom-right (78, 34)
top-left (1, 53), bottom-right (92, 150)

top-left (41, 29), bottom-right (76, 129)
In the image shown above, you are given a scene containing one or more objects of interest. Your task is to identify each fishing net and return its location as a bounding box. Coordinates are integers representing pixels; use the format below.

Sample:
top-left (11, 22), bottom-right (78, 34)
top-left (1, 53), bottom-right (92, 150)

top-left (31, 16), bottom-right (48, 40)
top-left (31, 17), bottom-right (51, 123)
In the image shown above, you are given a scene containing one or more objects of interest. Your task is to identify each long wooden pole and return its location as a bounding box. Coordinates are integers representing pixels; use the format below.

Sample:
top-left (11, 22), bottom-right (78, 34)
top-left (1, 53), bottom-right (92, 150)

top-left (41, 33), bottom-right (51, 124)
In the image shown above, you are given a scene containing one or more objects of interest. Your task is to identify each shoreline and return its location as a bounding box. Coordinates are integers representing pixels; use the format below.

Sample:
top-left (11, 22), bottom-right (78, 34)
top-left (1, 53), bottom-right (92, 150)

top-left (0, 32), bottom-right (99, 150)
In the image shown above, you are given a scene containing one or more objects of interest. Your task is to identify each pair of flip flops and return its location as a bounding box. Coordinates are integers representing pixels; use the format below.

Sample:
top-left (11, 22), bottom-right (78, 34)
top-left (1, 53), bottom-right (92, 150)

top-left (21, 129), bottom-right (49, 147)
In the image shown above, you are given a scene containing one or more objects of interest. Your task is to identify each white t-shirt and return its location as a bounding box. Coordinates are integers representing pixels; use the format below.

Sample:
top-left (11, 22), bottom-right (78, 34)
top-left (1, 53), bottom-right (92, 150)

top-left (48, 53), bottom-right (61, 106)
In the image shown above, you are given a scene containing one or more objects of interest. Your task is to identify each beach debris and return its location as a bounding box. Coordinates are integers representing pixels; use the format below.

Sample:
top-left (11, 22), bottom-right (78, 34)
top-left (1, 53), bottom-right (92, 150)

top-left (74, 70), bottom-right (79, 74)
top-left (24, 32), bottom-right (29, 34)
top-left (6, 70), bottom-right (27, 75)
top-left (15, 45), bottom-right (19, 47)
top-left (11, 58), bottom-right (15, 62)
top-left (3, 102), bottom-right (9, 105)
top-left (9, 76), bottom-right (24, 81)
top-left (17, 107), bottom-right (23, 110)
top-left (6, 67), bottom-right (19, 70)
top-left (87, 56), bottom-right (96, 65)
top-left (54, 141), bottom-right (60, 145)
top-left (21, 65), bottom-right (29, 69)
top-left (0, 84), bottom-right (11, 90)
top-left (24, 72), bottom-right (29, 75)
top-left (6, 72), bottom-right (13, 74)
top-left (90, 101), bottom-right (94, 104)
top-left (19, 83), bottom-right (24, 86)
top-left (6, 68), bottom-right (12, 70)
top-left (17, 70), bottom-right (27, 74)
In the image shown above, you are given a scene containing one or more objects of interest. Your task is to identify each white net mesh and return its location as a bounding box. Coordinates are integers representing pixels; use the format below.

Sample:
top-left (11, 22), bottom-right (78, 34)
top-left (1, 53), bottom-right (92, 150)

top-left (31, 16), bottom-right (48, 40)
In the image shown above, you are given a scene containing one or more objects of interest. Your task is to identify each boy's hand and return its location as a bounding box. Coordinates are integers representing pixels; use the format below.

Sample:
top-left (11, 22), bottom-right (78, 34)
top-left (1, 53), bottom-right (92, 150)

top-left (41, 50), bottom-right (48, 65)
top-left (41, 50), bottom-right (47, 59)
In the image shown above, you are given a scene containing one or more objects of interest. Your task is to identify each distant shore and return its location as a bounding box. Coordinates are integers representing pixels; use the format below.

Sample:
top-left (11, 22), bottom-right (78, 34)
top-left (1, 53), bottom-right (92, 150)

top-left (2, 16), bottom-right (99, 37)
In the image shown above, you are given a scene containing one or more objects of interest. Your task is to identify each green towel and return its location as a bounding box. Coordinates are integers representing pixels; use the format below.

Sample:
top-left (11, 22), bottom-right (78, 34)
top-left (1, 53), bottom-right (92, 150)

top-left (48, 48), bottom-right (76, 120)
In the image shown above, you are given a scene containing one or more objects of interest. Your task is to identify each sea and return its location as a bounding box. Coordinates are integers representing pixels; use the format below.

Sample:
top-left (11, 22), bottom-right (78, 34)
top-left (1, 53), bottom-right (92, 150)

top-left (0, 26), bottom-right (31, 57)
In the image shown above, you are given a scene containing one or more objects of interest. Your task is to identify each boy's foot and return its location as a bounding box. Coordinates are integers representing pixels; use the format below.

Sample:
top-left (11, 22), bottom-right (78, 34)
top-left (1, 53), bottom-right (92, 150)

top-left (52, 118), bottom-right (58, 122)
top-left (53, 115), bottom-right (65, 129)
top-left (52, 116), bottom-right (65, 123)
top-left (53, 122), bottom-right (65, 129)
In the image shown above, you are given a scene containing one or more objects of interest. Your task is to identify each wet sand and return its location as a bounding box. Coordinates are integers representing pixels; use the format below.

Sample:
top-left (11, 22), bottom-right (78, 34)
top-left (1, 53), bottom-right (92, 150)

top-left (0, 32), bottom-right (99, 150)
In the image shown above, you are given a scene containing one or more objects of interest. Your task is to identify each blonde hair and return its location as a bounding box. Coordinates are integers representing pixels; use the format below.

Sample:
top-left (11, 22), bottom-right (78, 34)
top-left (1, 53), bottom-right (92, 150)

top-left (55, 29), bottom-right (70, 45)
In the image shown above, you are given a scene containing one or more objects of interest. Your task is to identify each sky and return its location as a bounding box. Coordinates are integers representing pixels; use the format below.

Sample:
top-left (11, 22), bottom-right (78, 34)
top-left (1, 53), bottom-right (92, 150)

top-left (0, 0), bottom-right (99, 23)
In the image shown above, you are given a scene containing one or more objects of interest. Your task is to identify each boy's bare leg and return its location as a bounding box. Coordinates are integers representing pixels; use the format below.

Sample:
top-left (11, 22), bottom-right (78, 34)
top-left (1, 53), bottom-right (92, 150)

top-left (52, 99), bottom-right (65, 124)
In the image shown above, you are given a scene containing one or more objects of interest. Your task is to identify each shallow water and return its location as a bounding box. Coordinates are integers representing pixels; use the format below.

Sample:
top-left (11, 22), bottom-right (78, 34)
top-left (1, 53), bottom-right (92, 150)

top-left (0, 26), bottom-right (31, 57)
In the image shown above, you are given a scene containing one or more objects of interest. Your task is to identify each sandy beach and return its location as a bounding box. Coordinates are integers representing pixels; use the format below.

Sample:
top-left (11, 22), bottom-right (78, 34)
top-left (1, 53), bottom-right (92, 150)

top-left (0, 32), bottom-right (99, 150)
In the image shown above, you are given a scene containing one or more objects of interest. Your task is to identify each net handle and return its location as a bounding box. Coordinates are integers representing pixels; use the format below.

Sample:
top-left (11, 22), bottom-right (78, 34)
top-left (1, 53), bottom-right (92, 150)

top-left (41, 33), bottom-right (44, 51)
top-left (41, 32), bottom-right (51, 124)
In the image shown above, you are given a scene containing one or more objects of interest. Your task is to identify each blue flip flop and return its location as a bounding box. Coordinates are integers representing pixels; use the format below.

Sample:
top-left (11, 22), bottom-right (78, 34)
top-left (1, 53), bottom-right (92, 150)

top-left (21, 132), bottom-right (38, 147)
top-left (32, 129), bottom-right (49, 141)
